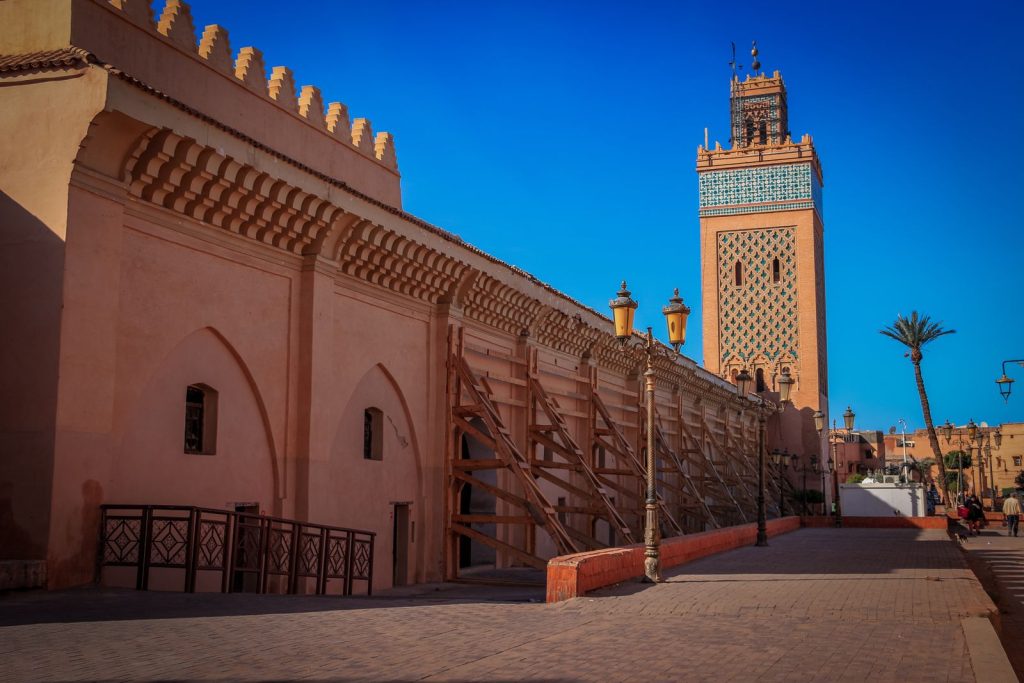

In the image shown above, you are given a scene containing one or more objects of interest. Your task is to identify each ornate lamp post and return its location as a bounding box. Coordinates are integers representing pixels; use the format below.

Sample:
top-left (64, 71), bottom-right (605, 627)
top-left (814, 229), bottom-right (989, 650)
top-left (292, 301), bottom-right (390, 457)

top-left (992, 428), bottom-right (1002, 502)
top-left (756, 368), bottom-right (792, 544)
top-left (995, 360), bottom-right (1024, 402)
top-left (819, 452), bottom-right (829, 515)
top-left (944, 419), bottom-right (964, 503)
top-left (791, 453), bottom-right (821, 515)
top-left (609, 282), bottom-right (690, 583)
top-left (967, 418), bottom-right (982, 500)
top-left (942, 417), bottom-right (991, 507)
top-left (770, 449), bottom-right (788, 517)
top-left (816, 407), bottom-right (852, 527)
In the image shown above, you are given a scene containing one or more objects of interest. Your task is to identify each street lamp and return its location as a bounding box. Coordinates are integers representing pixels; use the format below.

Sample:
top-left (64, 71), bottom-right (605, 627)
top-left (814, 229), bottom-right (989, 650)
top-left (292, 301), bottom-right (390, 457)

top-left (995, 359), bottom-right (1024, 403)
top-left (966, 418), bottom-right (978, 443)
top-left (777, 369), bottom-right (795, 404)
top-left (813, 410), bottom-right (827, 515)
top-left (818, 407), bottom-right (852, 528)
top-left (992, 429), bottom-right (1003, 502)
top-left (770, 449), bottom-right (787, 517)
top-left (897, 418), bottom-right (910, 484)
top-left (791, 454), bottom-right (821, 515)
top-left (942, 420), bottom-right (975, 505)
top-left (940, 419), bottom-right (953, 442)
top-left (735, 368), bottom-right (752, 397)
top-left (609, 281), bottom-right (690, 583)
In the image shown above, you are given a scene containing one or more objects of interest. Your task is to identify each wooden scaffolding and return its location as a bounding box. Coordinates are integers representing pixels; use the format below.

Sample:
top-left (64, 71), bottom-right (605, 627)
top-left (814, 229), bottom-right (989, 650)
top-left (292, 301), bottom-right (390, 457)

top-left (445, 326), bottom-right (781, 576)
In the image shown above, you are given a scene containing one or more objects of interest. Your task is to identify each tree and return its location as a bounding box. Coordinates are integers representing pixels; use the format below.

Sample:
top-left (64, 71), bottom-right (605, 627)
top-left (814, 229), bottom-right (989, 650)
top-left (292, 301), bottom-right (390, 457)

top-left (943, 451), bottom-right (971, 494)
top-left (943, 450), bottom-right (971, 471)
top-left (913, 457), bottom-right (935, 483)
top-left (880, 312), bottom-right (956, 504)
top-left (1016, 470), bottom-right (1024, 489)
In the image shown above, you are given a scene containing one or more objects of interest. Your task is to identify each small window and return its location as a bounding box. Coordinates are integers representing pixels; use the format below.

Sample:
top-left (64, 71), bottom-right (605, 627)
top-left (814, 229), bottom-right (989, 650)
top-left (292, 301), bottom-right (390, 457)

top-left (772, 257), bottom-right (781, 283)
top-left (543, 446), bottom-right (553, 462)
top-left (1014, 456), bottom-right (1022, 468)
top-left (734, 261), bottom-right (743, 286)
top-left (557, 496), bottom-right (567, 524)
top-left (363, 408), bottom-right (383, 460)
top-left (745, 118), bottom-right (755, 146)
top-left (755, 368), bottom-right (766, 393)
top-left (758, 120), bottom-right (768, 145)
top-left (597, 447), bottom-right (606, 469)
top-left (184, 384), bottom-right (218, 455)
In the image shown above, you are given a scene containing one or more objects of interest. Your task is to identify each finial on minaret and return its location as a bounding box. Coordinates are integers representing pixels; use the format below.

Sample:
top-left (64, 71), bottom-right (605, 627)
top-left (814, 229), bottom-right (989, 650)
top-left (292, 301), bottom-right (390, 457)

top-left (729, 42), bottom-right (743, 79)
top-left (751, 41), bottom-right (761, 73)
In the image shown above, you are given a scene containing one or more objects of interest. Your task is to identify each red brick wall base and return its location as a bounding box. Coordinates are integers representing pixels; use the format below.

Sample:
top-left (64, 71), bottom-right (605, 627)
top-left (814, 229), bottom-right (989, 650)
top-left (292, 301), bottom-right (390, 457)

top-left (545, 517), bottom-right (801, 603)
top-left (799, 515), bottom-right (950, 529)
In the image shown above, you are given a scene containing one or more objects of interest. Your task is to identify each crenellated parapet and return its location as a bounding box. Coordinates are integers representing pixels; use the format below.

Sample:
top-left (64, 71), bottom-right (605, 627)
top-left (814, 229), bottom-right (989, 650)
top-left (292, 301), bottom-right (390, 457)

top-left (0, 0), bottom-right (758, 412)
top-left (100, 0), bottom-right (398, 172)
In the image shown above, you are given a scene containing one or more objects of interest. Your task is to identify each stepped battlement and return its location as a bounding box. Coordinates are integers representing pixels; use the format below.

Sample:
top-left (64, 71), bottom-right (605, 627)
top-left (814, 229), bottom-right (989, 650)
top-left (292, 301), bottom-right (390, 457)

top-left (696, 134), bottom-right (822, 182)
top-left (0, 0), bottom-right (402, 206)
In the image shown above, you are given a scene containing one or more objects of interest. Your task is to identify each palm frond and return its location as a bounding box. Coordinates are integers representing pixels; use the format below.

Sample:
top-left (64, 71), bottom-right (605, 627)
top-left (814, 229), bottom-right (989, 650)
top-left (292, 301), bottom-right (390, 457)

top-left (880, 310), bottom-right (955, 350)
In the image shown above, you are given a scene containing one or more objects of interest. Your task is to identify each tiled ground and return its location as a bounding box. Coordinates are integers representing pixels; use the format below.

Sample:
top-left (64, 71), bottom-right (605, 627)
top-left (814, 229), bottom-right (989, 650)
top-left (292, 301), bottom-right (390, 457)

top-left (0, 529), bottom-right (996, 682)
top-left (957, 523), bottom-right (1024, 679)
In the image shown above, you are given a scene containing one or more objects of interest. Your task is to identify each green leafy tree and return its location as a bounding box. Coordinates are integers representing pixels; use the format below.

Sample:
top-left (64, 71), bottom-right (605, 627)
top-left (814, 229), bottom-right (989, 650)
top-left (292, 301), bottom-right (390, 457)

top-left (914, 457), bottom-right (935, 483)
top-left (880, 312), bottom-right (955, 503)
top-left (944, 451), bottom-right (972, 496)
top-left (846, 473), bottom-right (866, 484)
top-left (943, 450), bottom-right (972, 471)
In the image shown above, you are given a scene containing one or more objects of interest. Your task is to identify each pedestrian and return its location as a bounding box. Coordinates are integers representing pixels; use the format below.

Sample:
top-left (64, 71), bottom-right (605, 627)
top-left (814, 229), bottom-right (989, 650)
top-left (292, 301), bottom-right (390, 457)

top-left (965, 493), bottom-right (985, 536)
top-left (1002, 494), bottom-right (1021, 537)
top-left (927, 484), bottom-right (940, 516)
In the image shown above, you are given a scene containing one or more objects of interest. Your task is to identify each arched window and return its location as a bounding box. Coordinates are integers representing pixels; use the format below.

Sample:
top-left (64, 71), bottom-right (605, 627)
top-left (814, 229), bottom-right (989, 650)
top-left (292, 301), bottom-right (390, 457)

top-left (184, 384), bottom-right (218, 455)
top-left (745, 118), bottom-right (755, 146)
top-left (363, 407), bottom-right (384, 460)
top-left (758, 120), bottom-right (768, 145)
top-left (772, 257), bottom-right (781, 283)
top-left (734, 261), bottom-right (743, 286)
top-left (755, 368), bottom-right (766, 393)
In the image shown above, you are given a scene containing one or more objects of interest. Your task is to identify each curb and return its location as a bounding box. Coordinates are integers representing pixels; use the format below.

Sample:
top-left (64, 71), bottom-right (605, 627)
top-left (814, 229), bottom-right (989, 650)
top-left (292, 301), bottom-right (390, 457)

top-left (962, 617), bottom-right (1018, 682)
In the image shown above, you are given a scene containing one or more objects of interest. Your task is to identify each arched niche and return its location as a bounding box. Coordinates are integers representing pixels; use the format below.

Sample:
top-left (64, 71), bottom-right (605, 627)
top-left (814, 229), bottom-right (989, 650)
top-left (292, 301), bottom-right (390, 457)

top-left (114, 327), bottom-right (279, 512)
top-left (325, 363), bottom-right (423, 589)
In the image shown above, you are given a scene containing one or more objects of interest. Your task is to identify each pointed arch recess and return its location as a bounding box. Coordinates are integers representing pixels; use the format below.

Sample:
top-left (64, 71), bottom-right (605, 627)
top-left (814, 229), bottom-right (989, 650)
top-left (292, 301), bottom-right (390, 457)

top-left (116, 325), bottom-right (284, 503)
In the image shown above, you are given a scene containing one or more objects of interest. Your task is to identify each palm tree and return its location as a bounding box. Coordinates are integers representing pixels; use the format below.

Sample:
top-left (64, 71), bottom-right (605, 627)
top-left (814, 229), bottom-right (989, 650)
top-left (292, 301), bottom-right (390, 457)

top-left (914, 457), bottom-right (936, 484)
top-left (880, 312), bottom-right (955, 505)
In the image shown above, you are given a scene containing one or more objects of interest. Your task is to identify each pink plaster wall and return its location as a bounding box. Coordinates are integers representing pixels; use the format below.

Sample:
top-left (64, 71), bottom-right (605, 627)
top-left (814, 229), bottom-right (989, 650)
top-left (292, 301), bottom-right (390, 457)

top-left (0, 65), bottom-right (108, 562)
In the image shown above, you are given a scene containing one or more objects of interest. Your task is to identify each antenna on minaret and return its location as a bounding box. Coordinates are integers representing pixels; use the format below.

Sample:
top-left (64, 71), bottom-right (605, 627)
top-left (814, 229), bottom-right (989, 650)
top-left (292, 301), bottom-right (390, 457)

top-left (728, 42), bottom-right (743, 79)
top-left (751, 40), bottom-right (761, 74)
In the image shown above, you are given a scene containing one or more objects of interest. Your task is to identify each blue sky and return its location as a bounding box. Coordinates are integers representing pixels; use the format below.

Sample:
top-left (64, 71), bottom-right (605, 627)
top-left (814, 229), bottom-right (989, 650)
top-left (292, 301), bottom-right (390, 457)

top-left (179, 0), bottom-right (1024, 432)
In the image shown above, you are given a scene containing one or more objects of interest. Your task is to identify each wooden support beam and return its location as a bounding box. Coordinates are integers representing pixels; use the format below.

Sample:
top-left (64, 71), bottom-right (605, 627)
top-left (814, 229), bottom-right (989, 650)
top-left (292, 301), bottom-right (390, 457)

top-left (450, 523), bottom-right (546, 570)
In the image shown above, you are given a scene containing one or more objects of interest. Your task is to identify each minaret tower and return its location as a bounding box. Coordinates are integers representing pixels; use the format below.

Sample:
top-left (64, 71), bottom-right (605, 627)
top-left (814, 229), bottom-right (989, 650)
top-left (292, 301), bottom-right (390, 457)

top-left (696, 44), bottom-right (828, 454)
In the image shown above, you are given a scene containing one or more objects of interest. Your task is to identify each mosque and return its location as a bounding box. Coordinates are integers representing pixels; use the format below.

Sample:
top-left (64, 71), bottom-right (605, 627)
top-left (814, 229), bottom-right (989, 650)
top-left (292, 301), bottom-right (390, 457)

top-left (0, 1), bottom-right (827, 592)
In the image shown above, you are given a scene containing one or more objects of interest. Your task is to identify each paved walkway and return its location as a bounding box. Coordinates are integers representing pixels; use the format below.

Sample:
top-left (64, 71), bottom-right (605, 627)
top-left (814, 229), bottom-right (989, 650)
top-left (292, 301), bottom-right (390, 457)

top-left (0, 529), bottom-right (1000, 682)
top-left (957, 523), bottom-right (1024, 679)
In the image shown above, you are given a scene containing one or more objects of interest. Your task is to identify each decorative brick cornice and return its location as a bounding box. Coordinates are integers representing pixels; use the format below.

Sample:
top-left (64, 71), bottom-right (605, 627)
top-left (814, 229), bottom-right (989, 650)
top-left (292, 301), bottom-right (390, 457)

top-left (334, 220), bottom-right (468, 304)
top-left (123, 128), bottom-right (342, 255)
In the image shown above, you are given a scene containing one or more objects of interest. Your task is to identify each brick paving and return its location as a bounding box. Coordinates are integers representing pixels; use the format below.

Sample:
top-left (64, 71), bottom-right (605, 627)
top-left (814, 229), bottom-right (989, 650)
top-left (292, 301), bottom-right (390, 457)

top-left (956, 523), bottom-right (1024, 679)
top-left (0, 529), bottom-right (998, 682)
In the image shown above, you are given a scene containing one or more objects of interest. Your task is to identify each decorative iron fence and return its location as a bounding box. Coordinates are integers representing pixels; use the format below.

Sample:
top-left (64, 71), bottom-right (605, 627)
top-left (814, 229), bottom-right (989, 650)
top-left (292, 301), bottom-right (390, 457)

top-left (98, 505), bottom-right (374, 595)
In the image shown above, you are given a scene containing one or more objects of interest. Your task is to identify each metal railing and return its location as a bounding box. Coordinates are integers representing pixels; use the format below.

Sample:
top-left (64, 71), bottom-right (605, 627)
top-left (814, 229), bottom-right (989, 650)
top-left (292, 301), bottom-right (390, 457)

top-left (98, 505), bottom-right (375, 596)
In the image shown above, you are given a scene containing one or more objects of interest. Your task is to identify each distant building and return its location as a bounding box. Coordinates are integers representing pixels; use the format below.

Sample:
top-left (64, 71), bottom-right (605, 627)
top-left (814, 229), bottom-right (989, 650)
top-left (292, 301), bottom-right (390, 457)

top-left (880, 423), bottom-right (1024, 499)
